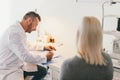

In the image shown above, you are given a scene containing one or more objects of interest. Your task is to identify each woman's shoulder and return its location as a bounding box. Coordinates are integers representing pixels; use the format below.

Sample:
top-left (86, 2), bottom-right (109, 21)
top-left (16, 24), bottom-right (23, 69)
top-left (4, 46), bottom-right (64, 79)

top-left (102, 52), bottom-right (113, 65)
top-left (62, 55), bottom-right (82, 67)
top-left (63, 56), bottom-right (79, 62)
top-left (102, 52), bottom-right (111, 59)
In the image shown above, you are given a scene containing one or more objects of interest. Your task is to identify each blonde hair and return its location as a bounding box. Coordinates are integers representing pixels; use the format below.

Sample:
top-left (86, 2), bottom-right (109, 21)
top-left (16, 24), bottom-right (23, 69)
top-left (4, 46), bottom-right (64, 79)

top-left (76, 16), bottom-right (106, 65)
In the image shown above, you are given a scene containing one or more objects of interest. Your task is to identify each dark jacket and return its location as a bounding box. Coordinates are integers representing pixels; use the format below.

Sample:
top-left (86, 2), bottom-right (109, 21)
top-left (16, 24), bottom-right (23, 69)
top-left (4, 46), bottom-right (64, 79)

top-left (59, 53), bottom-right (113, 80)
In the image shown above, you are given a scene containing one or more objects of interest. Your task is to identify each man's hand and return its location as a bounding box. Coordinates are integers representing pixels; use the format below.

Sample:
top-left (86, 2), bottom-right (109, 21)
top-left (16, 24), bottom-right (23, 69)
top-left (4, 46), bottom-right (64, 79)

top-left (44, 45), bottom-right (56, 51)
top-left (46, 51), bottom-right (54, 61)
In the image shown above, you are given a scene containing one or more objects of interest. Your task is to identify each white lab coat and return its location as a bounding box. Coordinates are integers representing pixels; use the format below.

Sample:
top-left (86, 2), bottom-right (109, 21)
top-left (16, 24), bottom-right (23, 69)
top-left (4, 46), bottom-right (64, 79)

top-left (0, 22), bottom-right (47, 80)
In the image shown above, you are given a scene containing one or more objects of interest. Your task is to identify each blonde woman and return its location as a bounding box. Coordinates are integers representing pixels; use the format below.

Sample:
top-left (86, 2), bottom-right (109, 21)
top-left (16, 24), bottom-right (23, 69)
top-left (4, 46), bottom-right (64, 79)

top-left (59, 16), bottom-right (113, 80)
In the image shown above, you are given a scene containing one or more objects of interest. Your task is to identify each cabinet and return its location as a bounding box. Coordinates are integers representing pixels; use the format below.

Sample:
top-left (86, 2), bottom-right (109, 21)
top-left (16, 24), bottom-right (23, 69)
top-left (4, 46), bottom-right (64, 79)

top-left (48, 61), bottom-right (62, 80)
top-left (113, 68), bottom-right (120, 80)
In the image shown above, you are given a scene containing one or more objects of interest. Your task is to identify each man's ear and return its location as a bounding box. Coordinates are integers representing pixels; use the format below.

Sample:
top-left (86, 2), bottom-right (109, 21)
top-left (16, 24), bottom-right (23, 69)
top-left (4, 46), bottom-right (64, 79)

top-left (76, 30), bottom-right (79, 45)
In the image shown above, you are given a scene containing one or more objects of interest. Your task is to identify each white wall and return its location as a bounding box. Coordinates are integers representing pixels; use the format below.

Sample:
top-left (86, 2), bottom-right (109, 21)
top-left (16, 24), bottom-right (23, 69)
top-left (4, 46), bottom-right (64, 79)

top-left (0, 0), bottom-right (11, 37)
top-left (1, 0), bottom-right (119, 53)
top-left (9, 0), bottom-right (102, 48)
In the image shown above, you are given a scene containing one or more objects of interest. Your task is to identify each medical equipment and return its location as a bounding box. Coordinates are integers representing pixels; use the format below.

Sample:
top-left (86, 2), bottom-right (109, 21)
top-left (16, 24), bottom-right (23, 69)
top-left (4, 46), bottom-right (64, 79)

top-left (102, 0), bottom-right (120, 69)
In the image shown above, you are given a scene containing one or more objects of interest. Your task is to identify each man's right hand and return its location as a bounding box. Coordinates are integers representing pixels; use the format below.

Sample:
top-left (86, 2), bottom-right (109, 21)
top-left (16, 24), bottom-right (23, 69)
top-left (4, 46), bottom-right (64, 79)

top-left (46, 51), bottom-right (54, 61)
top-left (44, 45), bottom-right (56, 51)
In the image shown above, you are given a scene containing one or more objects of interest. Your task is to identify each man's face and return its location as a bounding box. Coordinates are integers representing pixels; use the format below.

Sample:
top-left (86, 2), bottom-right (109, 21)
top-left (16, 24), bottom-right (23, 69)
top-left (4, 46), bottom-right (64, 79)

top-left (26, 17), bottom-right (39, 33)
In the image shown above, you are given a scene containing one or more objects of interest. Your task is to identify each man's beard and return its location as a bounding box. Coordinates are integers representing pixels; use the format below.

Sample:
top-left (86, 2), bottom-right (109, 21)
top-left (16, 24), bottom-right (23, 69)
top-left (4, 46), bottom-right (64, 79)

top-left (26, 23), bottom-right (32, 33)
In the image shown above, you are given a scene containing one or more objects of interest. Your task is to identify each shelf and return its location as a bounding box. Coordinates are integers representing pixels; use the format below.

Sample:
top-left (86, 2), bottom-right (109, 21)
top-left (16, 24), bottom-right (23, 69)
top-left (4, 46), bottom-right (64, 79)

top-left (103, 30), bottom-right (120, 38)
top-left (104, 15), bottom-right (120, 18)
top-left (109, 53), bottom-right (120, 60)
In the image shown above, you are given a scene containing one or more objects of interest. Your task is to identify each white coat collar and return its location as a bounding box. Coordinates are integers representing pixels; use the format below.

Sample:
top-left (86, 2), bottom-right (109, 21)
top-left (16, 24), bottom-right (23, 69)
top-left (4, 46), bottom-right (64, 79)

top-left (15, 21), bottom-right (25, 34)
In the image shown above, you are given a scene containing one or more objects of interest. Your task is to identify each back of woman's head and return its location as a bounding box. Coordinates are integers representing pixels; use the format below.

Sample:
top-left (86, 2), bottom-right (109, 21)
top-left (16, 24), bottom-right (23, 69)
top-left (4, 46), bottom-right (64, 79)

top-left (76, 16), bottom-right (105, 65)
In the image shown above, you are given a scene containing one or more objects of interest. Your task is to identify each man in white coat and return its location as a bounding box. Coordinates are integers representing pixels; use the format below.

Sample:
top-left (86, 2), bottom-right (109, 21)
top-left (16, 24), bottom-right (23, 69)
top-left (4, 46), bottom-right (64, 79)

top-left (0, 11), bottom-right (55, 80)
